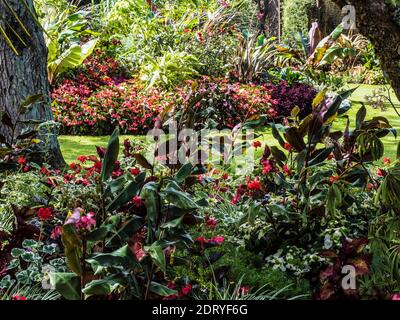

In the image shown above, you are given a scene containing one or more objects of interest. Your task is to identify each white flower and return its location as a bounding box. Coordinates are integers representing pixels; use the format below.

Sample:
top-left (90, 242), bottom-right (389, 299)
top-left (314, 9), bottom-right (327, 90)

top-left (324, 235), bottom-right (333, 249)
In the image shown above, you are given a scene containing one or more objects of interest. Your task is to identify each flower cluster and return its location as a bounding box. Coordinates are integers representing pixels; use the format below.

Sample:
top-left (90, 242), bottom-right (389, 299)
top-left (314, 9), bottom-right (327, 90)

top-left (52, 54), bottom-right (316, 135)
top-left (51, 49), bottom-right (175, 135)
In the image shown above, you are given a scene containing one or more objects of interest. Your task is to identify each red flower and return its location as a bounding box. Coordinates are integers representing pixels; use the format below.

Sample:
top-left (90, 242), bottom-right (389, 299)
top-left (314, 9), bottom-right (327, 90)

top-left (327, 153), bottom-right (334, 160)
top-left (77, 155), bottom-right (88, 163)
top-left (17, 156), bottom-right (27, 165)
top-left (22, 166), bottom-right (30, 173)
top-left (133, 195), bottom-right (143, 207)
top-left (212, 236), bottom-right (225, 245)
top-left (130, 168), bottom-right (140, 175)
top-left (247, 178), bottom-right (261, 190)
top-left (240, 286), bottom-right (250, 295)
top-left (383, 157), bottom-right (391, 166)
top-left (11, 295), bottom-right (27, 300)
top-left (252, 140), bottom-right (262, 148)
top-left (69, 162), bottom-right (79, 170)
top-left (196, 32), bottom-right (204, 43)
top-left (377, 168), bottom-right (387, 177)
top-left (181, 284), bottom-right (192, 295)
top-left (222, 172), bottom-right (229, 180)
top-left (183, 28), bottom-right (190, 33)
top-left (94, 161), bottom-right (102, 171)
top-left (329, 175), bottom-right (340, 184)
top-left (284, 143), bottom-right (293, 152)
top-left (37, 207), bottom-right (53, 221)
top-left (39, 166), bottom-right (51, 176)
top-left (205, 216), bottom-right (217, 229)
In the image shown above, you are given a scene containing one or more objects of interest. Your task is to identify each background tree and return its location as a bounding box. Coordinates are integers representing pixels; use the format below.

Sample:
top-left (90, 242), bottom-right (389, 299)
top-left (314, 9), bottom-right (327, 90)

top-left (0, 0), bottom-right (65, 167)
top-left (331, 0), bottom-right (400, 101)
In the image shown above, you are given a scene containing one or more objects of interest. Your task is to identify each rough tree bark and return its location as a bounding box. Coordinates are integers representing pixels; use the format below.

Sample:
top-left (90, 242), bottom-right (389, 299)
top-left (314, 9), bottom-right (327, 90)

top-left (330, 0), bottom-right (400, 101)
top-left (0, 0), bottom-right (65, 167)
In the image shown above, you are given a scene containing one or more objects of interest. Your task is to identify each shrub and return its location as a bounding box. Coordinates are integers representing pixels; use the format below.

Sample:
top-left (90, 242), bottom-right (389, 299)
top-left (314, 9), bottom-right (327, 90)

top-left (52, 58), bottom-right (317, 134)
top-left (282, 0), bottom-right (314, 37)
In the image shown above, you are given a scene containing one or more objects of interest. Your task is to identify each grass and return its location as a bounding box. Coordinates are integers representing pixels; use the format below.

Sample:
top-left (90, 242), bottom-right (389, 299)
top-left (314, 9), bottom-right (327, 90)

top-left (59, 84), bottom-right (400, 164)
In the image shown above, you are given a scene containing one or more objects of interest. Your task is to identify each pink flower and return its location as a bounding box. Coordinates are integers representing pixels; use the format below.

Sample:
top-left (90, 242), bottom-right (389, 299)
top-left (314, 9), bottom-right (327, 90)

top-left (212, 236), bottom-right (225, 245)
top-left (262, 160), bottom-right (272, 174)
top-left (133, 195), bottom-right (143, 207)
top-left (12, 295), bottom-right (27, 300)
top-left (377, 168), bottom-right (387, 177)
top-left (131, 242), bottom-right (147, 262)
top-left (37, 207), bottom-right (53, 221)
top-left (50, 226), bottom-right (62, 239)
top-left (283, 164), bottom-right (292, 176)
top-left (76, 212), bottom-right (96, 231)
top-left (392, 294), bottom-right (400, 300)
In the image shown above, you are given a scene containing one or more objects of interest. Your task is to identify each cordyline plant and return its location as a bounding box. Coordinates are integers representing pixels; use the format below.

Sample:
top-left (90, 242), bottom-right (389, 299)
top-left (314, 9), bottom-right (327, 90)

top-left (50, 128), bottom-right (208, 300)
top-left (232, 87), bottom-right (400, 298)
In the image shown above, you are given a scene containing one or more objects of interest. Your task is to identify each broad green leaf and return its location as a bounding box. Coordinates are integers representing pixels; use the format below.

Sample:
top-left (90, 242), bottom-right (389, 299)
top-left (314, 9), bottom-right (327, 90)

top-left (175, 163), bottom-right (193, 183)
top-left (50, 272), bottom-right (81, 300)
top-left (61, 224), bottom-right (82, 275)
top-left (270, 123), bottom-right (286, 148)
top-left (140, 182), bottom-right (159, 227)
top-left (101, 128), bottom-right (120, 182)
top-left (161, 215), bottom-right (184, 229)
top-left (308, 147), bottom-right (334, 167)
top-left (107, 172), bottom-right (146, 212)
top-left (82, 275), bottom-right (127, 297)
top-left (86, 245), bottom-right (139, 269)
top-left (356, 104), bottom-right (367, 130)
top-left (164, 185), bottom-right (199, 210)
top-left (144, 243), bottom-right (166, 273)
top-left (150, 281), bottom-right (178, 297)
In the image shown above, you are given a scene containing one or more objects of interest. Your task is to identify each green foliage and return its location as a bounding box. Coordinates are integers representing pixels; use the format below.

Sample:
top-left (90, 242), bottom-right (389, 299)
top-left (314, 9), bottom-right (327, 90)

top-left (43, 6), bottom-right (98, 83)
top-left (282, 0), bottom-right (314, 38)
top-left (0, 239), bottom-right (66, 300)
top-left (140, 49), bottom-right (201, 89)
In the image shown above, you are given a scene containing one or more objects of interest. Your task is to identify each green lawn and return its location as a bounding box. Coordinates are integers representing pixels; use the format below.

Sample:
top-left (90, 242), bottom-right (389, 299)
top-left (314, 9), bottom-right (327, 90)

top-left (59, 84), bottom-right (400, 164)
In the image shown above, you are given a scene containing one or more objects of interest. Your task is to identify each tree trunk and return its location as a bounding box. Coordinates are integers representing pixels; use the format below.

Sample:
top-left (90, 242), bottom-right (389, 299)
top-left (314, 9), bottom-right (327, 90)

top-left (0, 0), bottom-right (65, 167)
top-left (330, 0), bottom-right (400, 101)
